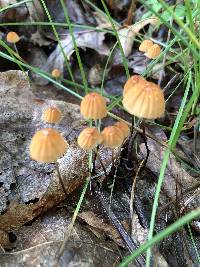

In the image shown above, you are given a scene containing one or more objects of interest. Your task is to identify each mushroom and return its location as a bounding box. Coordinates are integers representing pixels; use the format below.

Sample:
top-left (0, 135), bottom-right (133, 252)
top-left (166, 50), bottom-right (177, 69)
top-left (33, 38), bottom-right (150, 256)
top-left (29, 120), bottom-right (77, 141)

top-left (139, 39), bottom-right (153, 52)
top-left (6, 31), bottom-right (20, 43)
top-left (101, 125), bottom-right (124, 176)
top-left (77, 127), bottom-right (105, 175)
top-left (80, 92), bottom-right (107, 120)
top-left (42, 106), bottom-right (62, 124)
top-left (146, 44), bottom-right (162, 59)
top-left (123, 75), bottom-right (146, 96)
top-left (6, 31), bottom-right (20, 55)
top-left (30, 128), bottom-right (69, 196)
top-left (101, 126), bottom-right (124, 148)
top-left (123, 81), bottom-right (165, 119)
top-left (51, 68), bottom-right (61, 79)
top-left (114, 121), bottom-right (130, 139)
top-left (77, 127), bottom-right (102, 151)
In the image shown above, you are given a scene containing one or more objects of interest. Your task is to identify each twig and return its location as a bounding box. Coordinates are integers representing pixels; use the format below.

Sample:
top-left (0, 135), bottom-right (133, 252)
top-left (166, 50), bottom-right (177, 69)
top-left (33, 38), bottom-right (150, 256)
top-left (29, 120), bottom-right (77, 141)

top-left (124, 0), bottom-right (136, 26)
top-left (55, 161), bottom-right (68, 198)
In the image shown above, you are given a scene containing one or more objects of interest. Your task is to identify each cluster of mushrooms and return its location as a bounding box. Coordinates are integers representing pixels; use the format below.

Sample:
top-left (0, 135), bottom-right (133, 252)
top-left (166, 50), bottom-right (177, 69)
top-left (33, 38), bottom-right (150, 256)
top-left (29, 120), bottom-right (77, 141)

top-left (139, 39), bottom-right (162, 59)
top-left (29, 74), bottom-right (165, 170)
top-left (29, 93), bottom-right (130, 165)
top-left (6, 30), bottom-right (165, 176)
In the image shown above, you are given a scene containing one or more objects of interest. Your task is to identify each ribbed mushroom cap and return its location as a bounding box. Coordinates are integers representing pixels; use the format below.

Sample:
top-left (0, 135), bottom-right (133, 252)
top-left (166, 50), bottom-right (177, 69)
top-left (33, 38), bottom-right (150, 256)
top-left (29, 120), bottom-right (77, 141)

top-left (42, 106), bottom-right (62, 124)
top-left (80, 92), bottom-right (107, 120)
top-left (114, 121), bottom-right (130, 138)
top-left (139, 39), bottom-right (153, 52)
top-left (122, 81), bottom-right (165, 119)
top-left (51, 68), bottom-right (61, 78)
top-left (123, 75), bottom-right (146, 96)
top-left (6, 31), bottom-right (20, 43)
top-left (30, 128), bottom-right (68, 163)
top-left (101, 126), bottom-right (124, 148)
top-left (146, 44), bottom-right (161, 59)
top-left (77, 127), bottom-right (102, 150)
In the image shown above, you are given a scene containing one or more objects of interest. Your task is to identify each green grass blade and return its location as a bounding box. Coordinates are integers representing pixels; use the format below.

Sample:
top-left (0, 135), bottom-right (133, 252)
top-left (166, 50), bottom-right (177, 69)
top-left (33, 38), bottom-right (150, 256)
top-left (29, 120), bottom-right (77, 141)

top-left (59, 0), bottom-right (88, 94)
top-left (146, 71), bottom-right (199, 266)
top-left (39, 0), bottom-right (75, 84)
top-left (0, 0), bottom-right (32, 13)
top-left (100, 0), bottom-right (130, 79)
top-left (0, 49), bottom-right (82, 99)
top-left (119, 207), bottom-right (200, 267)
top-left (188, 223), bottom-right (200, 264)
top-left (139, 0), bottom-right (199, 58)
top-left (157, 0), bottom-right (200, 50)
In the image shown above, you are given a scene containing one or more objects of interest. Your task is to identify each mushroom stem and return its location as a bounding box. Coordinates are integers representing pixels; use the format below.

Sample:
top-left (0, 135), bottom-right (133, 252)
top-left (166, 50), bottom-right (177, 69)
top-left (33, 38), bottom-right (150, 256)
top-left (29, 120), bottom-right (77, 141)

top-left (93, 147), bottom-right (108, 179)
top-left (140, 122), bottom-right (150, 171)
top-left (126, 131), bottom-right (138, 170)
top-left (131, 116), bottom-right (134, 135)
top-left (92, 148), bottom-right (97, 175)
top-left (111, 150), bottom-right (115, 169)
top-left (13, 43), bottom-right (19, 56)
top-left (55, 161), bottom-right (68, 198)
top-left (98, 154), bottom-right (108, 180)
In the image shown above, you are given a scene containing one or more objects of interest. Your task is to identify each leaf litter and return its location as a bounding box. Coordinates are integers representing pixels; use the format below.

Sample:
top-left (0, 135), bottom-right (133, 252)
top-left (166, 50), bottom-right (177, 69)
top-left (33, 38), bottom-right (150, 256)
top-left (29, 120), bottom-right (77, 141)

top-left (0, 0), bottom-right (200, 266)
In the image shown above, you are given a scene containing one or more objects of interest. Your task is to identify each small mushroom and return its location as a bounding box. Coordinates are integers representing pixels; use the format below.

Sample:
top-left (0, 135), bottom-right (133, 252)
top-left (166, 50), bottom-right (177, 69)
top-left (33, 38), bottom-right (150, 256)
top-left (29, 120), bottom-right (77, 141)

top-left (77, 127), bottom-right (102, 151)
top-left (80, 92), bottom-right (107, 120)
top-left (123, 75), bottom-right (146, 96)
top-left (30, 128), bottom-right (68, 163)
top-left (139, 39), bottom-right (153, 52)
top-left (101, 126), bottom-right (124, 148)
top-left (30, 128), bottom-right (69, 196)
top-left (42, 106), bottom-right (62, 124)
top-left (122, 81), bottom-right (165, 119)
top-left (51, 68), bottom-right (61, 78)
top-left (146, 44), bottom-right (162, 59)
top-left (6, 31), bottom-right (20, 43)
top-left (114, 121), bottom-right (130, 139)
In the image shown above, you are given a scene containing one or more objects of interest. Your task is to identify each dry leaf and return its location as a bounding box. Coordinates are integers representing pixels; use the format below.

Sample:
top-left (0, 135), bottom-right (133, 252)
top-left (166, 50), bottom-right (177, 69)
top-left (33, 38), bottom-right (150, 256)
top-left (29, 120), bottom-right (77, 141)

top-left (0, 0), bottom-right (16, 7)
top-left (0, 209), bottom-right (119, 267)
top-left (79, 211), bottom-right (125, 247)
top-left (118, 17), bottom-right (158, 57)
top-left (140, 128), bottom-right (200, 211)
top-left (44, 30), bottom-right (110, 74)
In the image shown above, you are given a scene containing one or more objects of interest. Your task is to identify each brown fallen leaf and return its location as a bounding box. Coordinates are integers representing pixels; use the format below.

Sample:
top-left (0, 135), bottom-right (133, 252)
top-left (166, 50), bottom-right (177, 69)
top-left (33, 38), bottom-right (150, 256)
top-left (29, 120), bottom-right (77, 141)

top-left (0, 209), bottom-right (119, 267)
top-left (139, 127), bottom-right (200, 213)
top-left (117, 17), bottom-right (159, 57)
top-left (44, 30), bottom-right (110, 74)
top-left (79, 211), bottom-right (125, 248)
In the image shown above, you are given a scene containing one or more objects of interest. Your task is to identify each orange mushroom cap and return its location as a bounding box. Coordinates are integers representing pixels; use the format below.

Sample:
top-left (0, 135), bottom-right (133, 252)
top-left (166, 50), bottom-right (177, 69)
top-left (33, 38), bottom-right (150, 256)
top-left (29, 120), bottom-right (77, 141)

top-left (6, 31), bottom-right (20, 43)
top-left (114, 121), bottom-right (130, 139)
top-left (42, 106), bottom-right (62, 124)
top-left (146, 44), bottom-right (161, 59)
top-left (123, 81), bottom-right (165, 119)
top-left (30, 128), bottom-right (68, 163)
top-left (123, 75), bottom-right (146, 96)
top-left (101, 126), bottom-right (124, 148)
top-left (51, 68), bottom-right (61, 78)
top-left (80, 92), bottom-right (107, 120)
top-left (139, 39), bottom-right (154, 52)
top-left (77, 127), bottom-right (102, 150)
